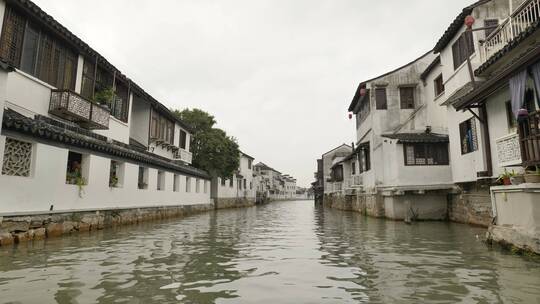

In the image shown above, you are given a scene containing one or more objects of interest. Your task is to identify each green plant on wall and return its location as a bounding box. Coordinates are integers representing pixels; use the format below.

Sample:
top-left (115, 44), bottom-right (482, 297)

top-left (93, 87), bottom-right (115, 105)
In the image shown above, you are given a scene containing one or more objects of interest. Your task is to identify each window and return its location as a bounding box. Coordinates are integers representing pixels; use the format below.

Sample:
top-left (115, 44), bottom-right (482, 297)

top-left (66, 151), bottom-right (88, 185)
top-left (179, 130), bottom-right (187, 149)
top-left (81, 59), bottom-right (95, 99)
top-left (459, 118), bottom-right (478, 154)
top-left (2, 138), bottom-right (32, 177)
top-left (400, 87), bottom-right (415, 109)
top-left (196, 179), bottom-right (200, 193)
top-left (434, 74), bottom-right (444, 96)
top-left (174, 174), bottom-right (180, 192)
top-left (229, 178), bottom-right (233, 188)
top-left (375, 87), bottom-right (387, 110)
top-left (243, 179), bottom-right (247, 189)
top-left (186, 177), bottom-right (191, 192)
top-left (358, 144), bottom-right (371, 173)
top-left (351, 161), bottom-right (356, 175)
top-left (150, 109), bottom-right (174, 144)
top-left (250, 181), bottom-right (253, 190)
top-left (452, 31), bottom-right (474, 70)
top-left (109, 160), bottom-right (124, 188)
top-left (332, 165), bottom-right (344, 182)
top-left (404, 143), bottom-right (449, 166)
top-left (505, 101), bottom-right (517, 129)
top-left (238, 179), bottom-right (242, 190)
top-left (248, 159), bottom-right (252, 169)
top-left (484, 19), bottom-right (499, 38)
top-left (157, 171), bottom-right (165, 191)
top-left (0, 7), bottom-right (76, 90)
top-left (221, 178), bottom-right (226, 186)
top-left (138, 167), bottom-right (149, 189)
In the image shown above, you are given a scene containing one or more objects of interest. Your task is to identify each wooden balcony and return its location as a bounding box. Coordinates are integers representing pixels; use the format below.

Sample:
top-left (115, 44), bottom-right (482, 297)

top-left (49, 90), bottom-right (110, 130)
top-left (480, 0), bottom-right (540, 64)
top-left (519, 110), bottom-right (540, 167)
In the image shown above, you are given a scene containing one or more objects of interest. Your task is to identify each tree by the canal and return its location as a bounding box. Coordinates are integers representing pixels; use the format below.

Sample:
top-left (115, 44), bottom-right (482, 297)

top-left (173, 108), bottom-right (240, 178)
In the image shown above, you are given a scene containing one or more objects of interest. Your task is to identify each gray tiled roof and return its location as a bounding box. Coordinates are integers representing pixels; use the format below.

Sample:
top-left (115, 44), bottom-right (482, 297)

top-left (2, 109), bottom-right (210, 179)
top-left (382, 132), bottom-right (449, 143)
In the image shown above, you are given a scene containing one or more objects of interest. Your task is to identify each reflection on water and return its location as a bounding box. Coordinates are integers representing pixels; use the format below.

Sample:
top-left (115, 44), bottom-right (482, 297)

top-left (1, 201), bottom-right (540, 303)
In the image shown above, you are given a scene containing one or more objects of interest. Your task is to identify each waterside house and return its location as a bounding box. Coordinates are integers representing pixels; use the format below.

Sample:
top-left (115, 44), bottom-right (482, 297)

top-left (317, 0), bottom-right (540, 254)
top-left (0, 0), bottom-right (212, 243)
top-left (211, 152), bottom-right (256, 209)
top-left (450, 0), bottom-right (540, 253)
top-left (253, 162), bottom-right (298, 202)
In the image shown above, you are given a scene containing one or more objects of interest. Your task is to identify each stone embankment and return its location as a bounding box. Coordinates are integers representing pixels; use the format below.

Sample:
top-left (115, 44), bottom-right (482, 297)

top-left (0, 204), bottom-right (214, 247)
top-left (214, 198), bottom-right (256, 209)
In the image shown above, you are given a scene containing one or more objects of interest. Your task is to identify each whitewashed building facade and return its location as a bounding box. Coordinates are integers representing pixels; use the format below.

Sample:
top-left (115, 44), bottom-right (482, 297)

top-left (0, 0), bottom-right (211, 216)
top-left (212, 152), bottom-right (256, 208)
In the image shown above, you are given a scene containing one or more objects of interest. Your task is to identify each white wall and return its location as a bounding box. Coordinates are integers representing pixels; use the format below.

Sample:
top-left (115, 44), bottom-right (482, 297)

top-left (130, 97), bottom-right (150, 146)
top-left (382, 140), bottom-right (453, 187)
top-left (214, 154), bottom-right (255, 199)
top-left (0, 139), bottom-right (211, 214)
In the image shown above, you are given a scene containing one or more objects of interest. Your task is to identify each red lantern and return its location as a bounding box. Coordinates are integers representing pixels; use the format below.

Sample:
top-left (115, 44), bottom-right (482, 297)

top-left (360, 88), bottom-right (366, 96)
top-left (464, 15), bottom-right (475, 28)
top-left (348, 113), bottom-right (353, 119)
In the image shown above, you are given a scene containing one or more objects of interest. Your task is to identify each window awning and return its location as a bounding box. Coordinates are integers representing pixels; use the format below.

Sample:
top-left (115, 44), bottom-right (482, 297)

top-left (382, 133), bottom-right (449, 144)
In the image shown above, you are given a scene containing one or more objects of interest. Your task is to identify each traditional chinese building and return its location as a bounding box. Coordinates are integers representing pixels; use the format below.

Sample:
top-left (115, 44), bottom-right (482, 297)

top-left (0, 0), bottom-right (213, 243)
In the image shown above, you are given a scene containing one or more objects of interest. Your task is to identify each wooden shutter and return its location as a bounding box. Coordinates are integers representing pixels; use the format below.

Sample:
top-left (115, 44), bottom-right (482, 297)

top-left (0, 7), bottom-right (25, 66)
top-left (180, 130), bottom-right (187, 149)
top-left (400, 87), bottom-right (415, 109)
top-left (37, 34), bottom-right (54, 83)
top-left (375, 88), bottom-right (387, 109)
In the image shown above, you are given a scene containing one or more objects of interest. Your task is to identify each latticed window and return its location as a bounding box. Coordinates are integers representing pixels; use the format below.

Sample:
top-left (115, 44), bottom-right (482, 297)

top-left (404, 143), bottom-right (449, 166)
top-left (2, 138), bottom-right (33, 177)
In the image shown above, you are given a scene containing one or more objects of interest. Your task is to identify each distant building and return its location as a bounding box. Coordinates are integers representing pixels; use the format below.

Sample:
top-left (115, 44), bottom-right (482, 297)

top-left (211, 152), bottom-right (256, 208)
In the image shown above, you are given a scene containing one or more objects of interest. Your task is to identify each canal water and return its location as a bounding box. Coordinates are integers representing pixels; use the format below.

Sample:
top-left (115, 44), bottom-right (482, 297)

top-left (1, 201), bottom-right (540, 304)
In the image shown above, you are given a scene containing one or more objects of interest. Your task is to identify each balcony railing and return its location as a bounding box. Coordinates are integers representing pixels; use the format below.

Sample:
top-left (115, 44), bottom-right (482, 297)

top-left (175, 149), bottom-right (193, 164)
top-left (518, 110), bottom-right (540, 167)
top-left (49, 90), bottom-right (110, 130)
top-left (480, 0), bottom-right (540, 64)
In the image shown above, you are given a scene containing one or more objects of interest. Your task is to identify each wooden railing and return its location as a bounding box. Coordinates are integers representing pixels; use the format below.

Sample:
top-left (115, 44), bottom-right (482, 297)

top-left (518, 110), bottom-right (540, 167)
top-left (480, 0), bottom-right (540, 64)
top-left (49, 90), bottom-right (109, 130)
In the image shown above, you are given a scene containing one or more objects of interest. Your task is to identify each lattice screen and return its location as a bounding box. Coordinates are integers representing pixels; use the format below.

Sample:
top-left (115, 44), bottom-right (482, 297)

top-left (2, 138), bottom-right (32, 177)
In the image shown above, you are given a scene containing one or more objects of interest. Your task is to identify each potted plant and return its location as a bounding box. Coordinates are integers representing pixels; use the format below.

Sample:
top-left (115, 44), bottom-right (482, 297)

top-left (524, 166), bottom-right (540, 183)
top-left (496, 169), bottom-right (515, 186)
top-left (93, 87), bottom-right (115, 106)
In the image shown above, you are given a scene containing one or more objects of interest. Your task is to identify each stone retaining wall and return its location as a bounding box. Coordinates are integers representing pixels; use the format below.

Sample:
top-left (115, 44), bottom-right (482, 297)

top-left (0, 203), bottom-right (214, 247)
top-left (214, 198), bottom-right (256, 210)
top-left (323, 193), bottom-right (384, 218)
top-left (448, 184), bottom-right (492, 227)
top-left (325, 187), bottom-right (492, 226)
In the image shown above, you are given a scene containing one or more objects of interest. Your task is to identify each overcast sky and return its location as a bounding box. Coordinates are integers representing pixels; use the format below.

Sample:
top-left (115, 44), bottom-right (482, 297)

top-left (34, 0), bottom-right (474, 187)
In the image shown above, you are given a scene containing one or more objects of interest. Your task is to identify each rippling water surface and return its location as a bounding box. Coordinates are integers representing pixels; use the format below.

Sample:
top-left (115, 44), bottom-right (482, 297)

top-left (1, 201), bottom-right (540, 303)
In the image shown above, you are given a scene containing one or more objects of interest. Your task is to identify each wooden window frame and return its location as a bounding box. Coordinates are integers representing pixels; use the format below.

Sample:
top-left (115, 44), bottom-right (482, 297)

top-left (375, 87), bottom-right (387, 110)
top-left (434, 74), bottom-right (444, 97)
top-left (459, 117), bottom-right (479, 155)
top-left (452, 31), bottom-right (475, 70)
top-left (399, 86), bottom-right (416, 109)
top-left (403, 143), bottom-right (449, 166)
